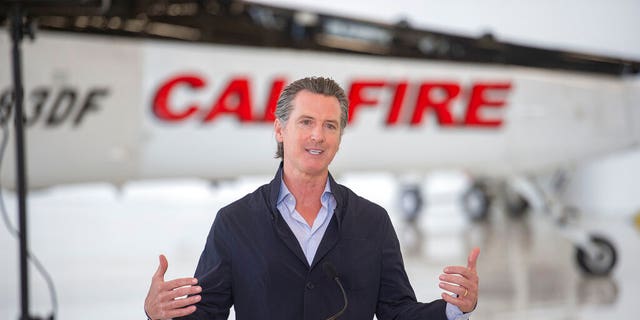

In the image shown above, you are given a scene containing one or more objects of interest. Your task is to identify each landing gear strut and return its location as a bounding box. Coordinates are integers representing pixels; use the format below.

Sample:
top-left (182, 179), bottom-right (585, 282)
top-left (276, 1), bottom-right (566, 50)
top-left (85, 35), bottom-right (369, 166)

top-left (518, 173), bottom-right (618, 277)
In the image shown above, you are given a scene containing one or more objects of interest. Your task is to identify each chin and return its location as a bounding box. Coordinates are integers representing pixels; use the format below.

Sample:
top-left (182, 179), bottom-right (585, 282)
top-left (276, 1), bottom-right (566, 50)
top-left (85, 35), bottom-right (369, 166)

top-left (302, 162), bottom-right (329, 175)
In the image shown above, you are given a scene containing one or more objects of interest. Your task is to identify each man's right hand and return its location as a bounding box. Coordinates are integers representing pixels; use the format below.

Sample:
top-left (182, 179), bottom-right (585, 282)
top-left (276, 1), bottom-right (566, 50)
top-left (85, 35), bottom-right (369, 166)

top-left (144, 254), bottom-right (201, 320)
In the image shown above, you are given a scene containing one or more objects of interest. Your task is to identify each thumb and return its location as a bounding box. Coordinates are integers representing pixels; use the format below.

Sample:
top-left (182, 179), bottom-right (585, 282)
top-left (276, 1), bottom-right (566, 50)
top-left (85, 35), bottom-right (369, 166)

top-left (467, 247), bottom-right (480, 270)
top-left (153, 254), bottom-right (168, 280)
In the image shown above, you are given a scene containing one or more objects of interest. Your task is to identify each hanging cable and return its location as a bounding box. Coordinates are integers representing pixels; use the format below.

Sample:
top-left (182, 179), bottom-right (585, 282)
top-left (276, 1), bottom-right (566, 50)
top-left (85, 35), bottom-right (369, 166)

top-left (0, 103), bottom-right (58, 320)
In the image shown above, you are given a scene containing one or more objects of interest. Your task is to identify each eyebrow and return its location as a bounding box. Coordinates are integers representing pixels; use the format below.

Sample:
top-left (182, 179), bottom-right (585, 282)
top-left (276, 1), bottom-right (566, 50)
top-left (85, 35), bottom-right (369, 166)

top-left (295, 115), bottom-right (339, 125)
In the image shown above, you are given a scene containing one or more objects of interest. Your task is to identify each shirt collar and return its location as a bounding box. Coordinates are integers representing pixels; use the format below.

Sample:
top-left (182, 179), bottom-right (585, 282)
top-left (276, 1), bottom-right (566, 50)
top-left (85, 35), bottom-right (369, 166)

top-left (277, 176), bottom-right (333, 207)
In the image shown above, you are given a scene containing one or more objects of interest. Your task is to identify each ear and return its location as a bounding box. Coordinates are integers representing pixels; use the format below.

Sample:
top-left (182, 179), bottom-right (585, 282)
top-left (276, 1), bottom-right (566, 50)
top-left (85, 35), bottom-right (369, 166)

top-left (274, 119), bottom-right (284, 142)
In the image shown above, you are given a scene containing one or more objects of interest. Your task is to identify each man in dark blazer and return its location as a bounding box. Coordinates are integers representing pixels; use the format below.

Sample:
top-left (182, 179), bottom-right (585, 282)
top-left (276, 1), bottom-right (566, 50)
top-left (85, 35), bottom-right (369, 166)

top-left (144, 77), bottom-right (480, 320)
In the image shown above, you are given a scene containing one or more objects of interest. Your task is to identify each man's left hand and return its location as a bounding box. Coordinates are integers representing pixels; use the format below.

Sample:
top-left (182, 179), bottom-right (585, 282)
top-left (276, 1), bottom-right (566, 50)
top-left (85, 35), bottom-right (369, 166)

top-left (439, 247), bottom-right (480, 313)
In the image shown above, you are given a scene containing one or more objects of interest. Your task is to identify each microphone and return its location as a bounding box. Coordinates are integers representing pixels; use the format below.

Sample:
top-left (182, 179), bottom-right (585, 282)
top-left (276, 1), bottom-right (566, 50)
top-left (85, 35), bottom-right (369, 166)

top-left (323, 262), bottom-right (347, 320)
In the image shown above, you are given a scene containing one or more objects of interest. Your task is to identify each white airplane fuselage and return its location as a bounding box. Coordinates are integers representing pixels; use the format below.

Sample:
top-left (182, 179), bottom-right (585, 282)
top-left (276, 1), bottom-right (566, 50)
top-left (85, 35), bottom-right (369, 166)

top-left (1, 31), bottom-right (639, 188)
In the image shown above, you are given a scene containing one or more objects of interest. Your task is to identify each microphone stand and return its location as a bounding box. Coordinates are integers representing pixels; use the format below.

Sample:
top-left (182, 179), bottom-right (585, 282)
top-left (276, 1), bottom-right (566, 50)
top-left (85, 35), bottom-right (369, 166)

top-left (7, 2), bottom-right (35, 320)
top-left (323, 262), bottom-right (348, 320)
top-left (5, 1), bottom-right (109, 318)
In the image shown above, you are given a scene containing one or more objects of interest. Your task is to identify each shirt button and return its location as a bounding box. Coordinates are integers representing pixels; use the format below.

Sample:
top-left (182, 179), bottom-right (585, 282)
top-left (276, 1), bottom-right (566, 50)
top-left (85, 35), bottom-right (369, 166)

top-left (306, 282), bottom-right (314, 290)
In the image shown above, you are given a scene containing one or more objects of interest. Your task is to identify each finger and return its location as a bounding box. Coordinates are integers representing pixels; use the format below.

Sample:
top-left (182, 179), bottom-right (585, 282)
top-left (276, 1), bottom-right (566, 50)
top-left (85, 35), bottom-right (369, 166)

top-left (441, 292), bottom-right (464, 308)
top-left (467, 247), bottom-right (480, 270)
top-left (153, 254), bottom-right (169, 280)
top-left (166, 294), bottom-right (201, 310)
top-left (162, 277), bottom-right (199, 291)
top-left (442, 292), bottom-right (475, 313)
top-left (158, 285), bottom-right (198, 304)
top-left (439, 282), bottom-right (466, 297)
top-left (443, 266), bottom-right (476, 279)
top-left (439, 274), bottom-right (474, 290)
top-left (167, 285), bottom-right (202, 300)
top-left (164, 305), bottom-right (198, 319)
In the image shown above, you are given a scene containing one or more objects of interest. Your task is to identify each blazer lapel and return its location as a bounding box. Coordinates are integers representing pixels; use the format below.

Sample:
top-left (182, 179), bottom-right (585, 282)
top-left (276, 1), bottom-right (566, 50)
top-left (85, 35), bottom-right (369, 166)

top-left (273, 211), bottom-right (311, 268)
top-left (311, 173), bottom-right (345, 269)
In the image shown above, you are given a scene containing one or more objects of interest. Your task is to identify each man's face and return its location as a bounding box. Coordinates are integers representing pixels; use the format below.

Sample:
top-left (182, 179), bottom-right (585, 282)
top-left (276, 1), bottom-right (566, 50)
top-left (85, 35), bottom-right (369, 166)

top-left (275, 90), bottom-right (342, 178)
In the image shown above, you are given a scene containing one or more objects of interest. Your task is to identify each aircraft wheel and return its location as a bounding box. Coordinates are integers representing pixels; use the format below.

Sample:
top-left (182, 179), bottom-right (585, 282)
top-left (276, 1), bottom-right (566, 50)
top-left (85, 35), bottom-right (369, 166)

top-left (576, 235), bottom-right (617, 276)
top-left (399, 185), bottom-right (423, 223)
top-left (462, 183), bottom-right (490, 221)
top-left (505, 191), bottom-right (529, 218)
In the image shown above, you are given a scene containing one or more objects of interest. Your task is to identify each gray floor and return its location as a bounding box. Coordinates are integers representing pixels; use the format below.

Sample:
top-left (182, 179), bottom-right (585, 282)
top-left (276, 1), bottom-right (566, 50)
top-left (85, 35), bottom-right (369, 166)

top-left (401, 205), bottom-right (637, 320)
top-left (1, 174), bottom-right (638, 319)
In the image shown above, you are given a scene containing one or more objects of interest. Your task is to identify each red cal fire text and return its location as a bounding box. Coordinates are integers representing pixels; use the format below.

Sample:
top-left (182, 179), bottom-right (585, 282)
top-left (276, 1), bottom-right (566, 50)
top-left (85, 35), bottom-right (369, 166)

top-left (153, 75), bottom-right (511, 127)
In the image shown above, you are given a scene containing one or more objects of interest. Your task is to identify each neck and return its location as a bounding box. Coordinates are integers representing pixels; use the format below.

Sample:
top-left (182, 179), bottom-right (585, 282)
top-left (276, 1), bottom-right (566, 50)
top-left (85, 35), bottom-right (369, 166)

top-left (282, 164), bottom-right (328, 226)
top-left (282, 169), bottom-right (328, 201)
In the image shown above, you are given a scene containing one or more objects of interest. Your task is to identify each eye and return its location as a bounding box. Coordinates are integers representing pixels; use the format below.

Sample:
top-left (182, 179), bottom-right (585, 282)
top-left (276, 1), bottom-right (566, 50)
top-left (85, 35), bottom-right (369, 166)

top-left (325, 123), bottom-right (337, 130)
top-left (299, 119), bottom-right (313, 126)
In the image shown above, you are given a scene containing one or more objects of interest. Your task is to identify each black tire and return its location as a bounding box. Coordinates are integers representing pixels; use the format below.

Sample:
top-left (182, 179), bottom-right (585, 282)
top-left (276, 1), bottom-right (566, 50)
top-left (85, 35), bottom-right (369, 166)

top-left (462, 183), bottom-right (490, 221)
top-left (399, 185), bottom-right (423, 223)
top-left (505, 191), bottom-right (529, 217)
top-left (576, 235), bottom-right (617, 276)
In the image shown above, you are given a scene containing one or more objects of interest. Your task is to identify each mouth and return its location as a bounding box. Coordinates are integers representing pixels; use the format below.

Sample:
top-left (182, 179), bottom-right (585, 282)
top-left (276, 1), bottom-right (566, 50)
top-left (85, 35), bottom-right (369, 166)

top-left (306, 148), bottom-right (323, 155)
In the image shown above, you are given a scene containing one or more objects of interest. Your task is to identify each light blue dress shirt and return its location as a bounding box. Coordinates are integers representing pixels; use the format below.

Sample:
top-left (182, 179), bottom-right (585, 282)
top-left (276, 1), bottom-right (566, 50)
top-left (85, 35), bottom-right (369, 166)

top-left (276, 178), bottom-right (471, 320)
top-left (277, 178), bottom-right (336, 266)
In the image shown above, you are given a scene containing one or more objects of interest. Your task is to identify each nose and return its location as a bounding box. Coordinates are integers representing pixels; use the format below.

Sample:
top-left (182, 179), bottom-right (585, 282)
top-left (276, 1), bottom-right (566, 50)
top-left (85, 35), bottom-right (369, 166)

top-left (311, 125), bottom-right (324, 143)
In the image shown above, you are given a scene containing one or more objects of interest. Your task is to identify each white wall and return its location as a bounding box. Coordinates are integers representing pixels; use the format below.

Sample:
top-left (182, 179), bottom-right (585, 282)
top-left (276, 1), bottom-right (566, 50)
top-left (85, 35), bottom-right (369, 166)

top-left (564, 147), bottom-right (640, 216)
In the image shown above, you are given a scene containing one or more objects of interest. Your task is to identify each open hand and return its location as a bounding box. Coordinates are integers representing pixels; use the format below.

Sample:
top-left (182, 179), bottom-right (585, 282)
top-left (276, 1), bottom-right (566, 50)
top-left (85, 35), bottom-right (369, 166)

top-left (144, 254), bottom-right (201, 319)
top-left (439, 247), bottom-right (480, 313)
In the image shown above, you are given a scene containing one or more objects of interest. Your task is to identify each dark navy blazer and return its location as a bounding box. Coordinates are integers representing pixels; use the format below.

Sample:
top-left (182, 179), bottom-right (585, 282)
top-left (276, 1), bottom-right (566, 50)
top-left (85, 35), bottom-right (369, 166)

top-left (179, 164), bottom-right (446, 320)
